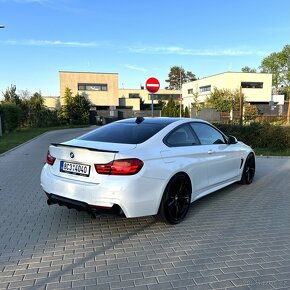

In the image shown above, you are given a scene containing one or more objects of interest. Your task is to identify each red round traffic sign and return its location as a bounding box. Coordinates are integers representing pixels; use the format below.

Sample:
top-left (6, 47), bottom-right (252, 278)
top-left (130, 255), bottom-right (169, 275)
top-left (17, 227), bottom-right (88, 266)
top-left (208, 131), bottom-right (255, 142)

top-left (146, 77), bottom-right (160, 93)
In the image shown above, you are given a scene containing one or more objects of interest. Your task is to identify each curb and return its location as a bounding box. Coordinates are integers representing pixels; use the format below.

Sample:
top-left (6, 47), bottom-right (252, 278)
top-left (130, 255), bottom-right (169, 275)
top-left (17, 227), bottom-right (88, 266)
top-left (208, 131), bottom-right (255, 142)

top-left (256, 155), bottom-right (290, 159)
top-left (0, 126), bottom-right (95, 158)
top-left (0, 131), bottom-right (51, 157)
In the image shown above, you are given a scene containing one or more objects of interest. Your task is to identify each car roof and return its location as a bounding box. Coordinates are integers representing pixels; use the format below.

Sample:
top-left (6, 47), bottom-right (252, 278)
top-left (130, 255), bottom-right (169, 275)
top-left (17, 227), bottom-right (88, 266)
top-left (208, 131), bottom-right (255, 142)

top-left (117, 117), bottom-right (207, 125)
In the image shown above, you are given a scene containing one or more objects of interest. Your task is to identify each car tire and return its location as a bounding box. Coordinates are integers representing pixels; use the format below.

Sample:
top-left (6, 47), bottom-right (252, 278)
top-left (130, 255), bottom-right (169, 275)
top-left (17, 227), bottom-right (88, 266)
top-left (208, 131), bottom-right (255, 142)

top-left (240, 153), bottom-right (255, 184)
top-left (159, 173), bottom-right (192, 224)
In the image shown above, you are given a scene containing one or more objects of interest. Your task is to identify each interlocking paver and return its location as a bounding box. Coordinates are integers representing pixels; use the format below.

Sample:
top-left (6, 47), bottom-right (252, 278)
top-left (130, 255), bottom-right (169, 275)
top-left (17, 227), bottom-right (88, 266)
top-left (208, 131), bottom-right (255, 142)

top-left (0, 128), bottom-right (290, 289)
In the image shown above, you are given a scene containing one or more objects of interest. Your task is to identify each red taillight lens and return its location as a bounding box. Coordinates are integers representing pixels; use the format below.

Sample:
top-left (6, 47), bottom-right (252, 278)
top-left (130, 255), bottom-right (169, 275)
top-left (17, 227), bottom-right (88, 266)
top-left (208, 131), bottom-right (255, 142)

top-left (46, 151), bottom-right (56, 166)
top-left (95, 162), bottom-right (113, 175)
top-left (95, 158), bottom-right (144, 175)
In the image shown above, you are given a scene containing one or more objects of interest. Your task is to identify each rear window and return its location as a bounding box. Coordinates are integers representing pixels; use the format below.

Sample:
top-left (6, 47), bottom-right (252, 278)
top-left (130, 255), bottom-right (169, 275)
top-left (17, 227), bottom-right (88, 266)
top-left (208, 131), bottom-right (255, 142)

top-left (79, 122), bottom-right (167, 144)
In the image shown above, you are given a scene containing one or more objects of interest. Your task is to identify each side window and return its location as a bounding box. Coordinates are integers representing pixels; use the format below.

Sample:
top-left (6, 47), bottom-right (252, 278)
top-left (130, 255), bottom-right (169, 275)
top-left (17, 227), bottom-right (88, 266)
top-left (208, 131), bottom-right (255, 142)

top-left (190, 123), bottom-right (226, 145)
top-left (165, 124), bottom-right (198, 147)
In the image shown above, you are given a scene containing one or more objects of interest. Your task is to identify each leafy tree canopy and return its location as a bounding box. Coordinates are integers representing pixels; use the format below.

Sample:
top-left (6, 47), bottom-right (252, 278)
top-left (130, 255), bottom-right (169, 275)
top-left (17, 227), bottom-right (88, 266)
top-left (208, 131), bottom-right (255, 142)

top-left (165, 66), bottom-right (197, 90)
top-left (260, 44), bottom-right (290, 97)
top-left (205, 87), bottom-right (241, 112)
top-left (161, 97), bottom-right (189, 117)
top-left (241, 66), bottom-right (257, 73)
top-left (2, 85), bottom-right (21, 105)
top-left (59, 87), bottom-right (91, 125)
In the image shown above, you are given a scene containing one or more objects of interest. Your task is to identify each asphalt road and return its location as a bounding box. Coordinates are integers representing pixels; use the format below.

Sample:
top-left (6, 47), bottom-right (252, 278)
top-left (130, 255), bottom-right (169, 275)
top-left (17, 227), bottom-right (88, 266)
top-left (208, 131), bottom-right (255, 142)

top-left (0, 127), bottom-right (290, 290)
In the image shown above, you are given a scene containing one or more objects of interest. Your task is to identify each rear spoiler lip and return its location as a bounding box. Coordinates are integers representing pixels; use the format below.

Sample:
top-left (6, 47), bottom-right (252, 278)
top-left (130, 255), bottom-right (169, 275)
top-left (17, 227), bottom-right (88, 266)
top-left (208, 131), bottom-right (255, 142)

top-left (50, 143), bottom-right (119, 153)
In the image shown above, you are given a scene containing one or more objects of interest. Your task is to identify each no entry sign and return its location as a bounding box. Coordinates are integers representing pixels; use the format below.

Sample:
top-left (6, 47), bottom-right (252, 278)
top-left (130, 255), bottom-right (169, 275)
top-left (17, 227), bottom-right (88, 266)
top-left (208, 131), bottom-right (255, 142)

top-left (146, 77), bottom-right (160, 94)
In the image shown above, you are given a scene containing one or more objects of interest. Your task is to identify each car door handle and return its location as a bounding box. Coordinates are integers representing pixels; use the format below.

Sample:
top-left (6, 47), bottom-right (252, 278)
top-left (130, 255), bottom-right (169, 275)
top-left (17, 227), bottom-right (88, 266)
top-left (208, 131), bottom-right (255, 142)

top-left (208, 149), bottom-right (214, 154)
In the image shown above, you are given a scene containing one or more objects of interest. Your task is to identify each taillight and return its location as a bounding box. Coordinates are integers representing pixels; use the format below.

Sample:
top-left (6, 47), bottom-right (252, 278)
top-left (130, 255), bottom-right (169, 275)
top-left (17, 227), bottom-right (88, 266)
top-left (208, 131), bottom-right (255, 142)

top-left (95, 158), bottom-right (143, 175)
top-left (46, 151), bottom-right (56, 166)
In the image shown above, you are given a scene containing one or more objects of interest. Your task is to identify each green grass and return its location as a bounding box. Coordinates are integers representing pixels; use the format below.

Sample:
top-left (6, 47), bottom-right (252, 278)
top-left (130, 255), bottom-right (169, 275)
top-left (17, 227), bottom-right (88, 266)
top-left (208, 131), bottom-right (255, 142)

top-left (0, 126), bottom-right (89, 154)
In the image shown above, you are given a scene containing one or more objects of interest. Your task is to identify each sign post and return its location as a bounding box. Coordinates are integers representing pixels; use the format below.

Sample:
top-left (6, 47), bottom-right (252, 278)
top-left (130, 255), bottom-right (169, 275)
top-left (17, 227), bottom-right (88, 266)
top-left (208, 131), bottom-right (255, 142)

top-left (146, 77), bottom-right (160, 117)
top-left (178, 97), bottom-right (183, 117)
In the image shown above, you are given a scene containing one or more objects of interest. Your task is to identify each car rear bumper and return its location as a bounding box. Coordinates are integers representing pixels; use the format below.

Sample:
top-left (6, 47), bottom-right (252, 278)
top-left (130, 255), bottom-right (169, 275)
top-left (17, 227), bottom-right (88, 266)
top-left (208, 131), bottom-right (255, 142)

top-left (41, 165), bottom-right (166, 218)
top-left (45, 192), bottom-right (122, 216)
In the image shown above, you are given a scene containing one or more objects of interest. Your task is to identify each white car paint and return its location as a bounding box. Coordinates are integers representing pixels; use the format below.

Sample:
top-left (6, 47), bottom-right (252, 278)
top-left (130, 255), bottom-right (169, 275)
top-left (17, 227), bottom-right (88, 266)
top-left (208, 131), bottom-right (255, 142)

top-left (40, 118), bottom-right (255, 220)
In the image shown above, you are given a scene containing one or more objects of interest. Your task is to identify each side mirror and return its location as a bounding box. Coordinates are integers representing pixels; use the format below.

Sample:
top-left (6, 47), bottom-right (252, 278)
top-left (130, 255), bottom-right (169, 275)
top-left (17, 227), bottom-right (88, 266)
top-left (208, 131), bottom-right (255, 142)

top-left (228, 135), bottom-right (238, 144)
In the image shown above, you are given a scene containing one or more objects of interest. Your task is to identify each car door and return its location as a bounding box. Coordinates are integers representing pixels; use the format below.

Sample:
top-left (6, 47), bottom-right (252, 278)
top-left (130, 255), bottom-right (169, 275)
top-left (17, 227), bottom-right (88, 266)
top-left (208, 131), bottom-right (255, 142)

top-left (190, 122), bottom-right (241, 187)
top-left (160, 124), bottom-right (209, 199)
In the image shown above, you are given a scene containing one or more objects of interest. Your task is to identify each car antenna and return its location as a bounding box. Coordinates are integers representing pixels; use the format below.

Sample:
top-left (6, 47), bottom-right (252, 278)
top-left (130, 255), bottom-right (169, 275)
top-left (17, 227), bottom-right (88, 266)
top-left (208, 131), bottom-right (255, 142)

top-left (136, 116), bottom-right (144, 124)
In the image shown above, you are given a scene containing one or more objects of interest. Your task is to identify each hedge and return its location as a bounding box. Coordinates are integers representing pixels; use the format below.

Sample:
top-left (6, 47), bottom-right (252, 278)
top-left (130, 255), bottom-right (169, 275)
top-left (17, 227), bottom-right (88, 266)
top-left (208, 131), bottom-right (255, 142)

top-left (0, 103), bottom-right (22, 133)
top-left (214, 123), bottom-right (290, 150)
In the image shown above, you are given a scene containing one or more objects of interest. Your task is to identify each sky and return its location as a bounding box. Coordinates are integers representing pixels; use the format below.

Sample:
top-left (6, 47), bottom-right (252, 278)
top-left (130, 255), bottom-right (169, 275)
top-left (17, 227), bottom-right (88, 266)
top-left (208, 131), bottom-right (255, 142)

top-left (0, 0), bottom-right (289, 97)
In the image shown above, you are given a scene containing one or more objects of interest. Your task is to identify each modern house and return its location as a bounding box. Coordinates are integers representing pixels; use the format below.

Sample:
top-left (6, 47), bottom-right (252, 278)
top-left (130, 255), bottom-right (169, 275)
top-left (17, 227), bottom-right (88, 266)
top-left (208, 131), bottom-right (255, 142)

top-left (182, 72), bottom-right (273, 109)
top-left (43, 71), bottom-right (281, 117)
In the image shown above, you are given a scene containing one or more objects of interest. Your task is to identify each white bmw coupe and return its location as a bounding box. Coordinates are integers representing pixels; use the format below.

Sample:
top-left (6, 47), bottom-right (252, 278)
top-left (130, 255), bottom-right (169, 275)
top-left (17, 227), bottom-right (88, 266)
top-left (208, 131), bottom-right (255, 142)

top-left (41, 117), bottom-right (255, 224)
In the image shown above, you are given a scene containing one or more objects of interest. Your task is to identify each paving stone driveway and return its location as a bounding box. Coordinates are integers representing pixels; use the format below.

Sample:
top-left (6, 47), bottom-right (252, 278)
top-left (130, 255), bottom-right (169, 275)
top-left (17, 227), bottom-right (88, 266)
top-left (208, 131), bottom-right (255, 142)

top-left (0, 127), bottom-right (290, 290)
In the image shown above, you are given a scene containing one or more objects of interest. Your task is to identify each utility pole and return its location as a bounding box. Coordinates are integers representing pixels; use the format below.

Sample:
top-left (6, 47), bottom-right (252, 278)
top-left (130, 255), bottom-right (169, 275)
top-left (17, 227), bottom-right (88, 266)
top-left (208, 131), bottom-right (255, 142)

top-left (0, 25), bottom-right (4, 136)
top-left (287, 98), bottom-right (290, 124)
top-left (287, 57), bottom-right (290, 124)
top-left (239, 86), bottom-right (244, 125)
top-left (179, 69), bottom-right (182, 117)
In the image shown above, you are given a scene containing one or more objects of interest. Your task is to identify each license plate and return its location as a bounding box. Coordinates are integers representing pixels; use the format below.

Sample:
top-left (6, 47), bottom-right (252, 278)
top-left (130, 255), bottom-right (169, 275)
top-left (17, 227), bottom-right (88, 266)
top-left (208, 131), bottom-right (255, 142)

top-left (60, 161), bottom-right (91, 177)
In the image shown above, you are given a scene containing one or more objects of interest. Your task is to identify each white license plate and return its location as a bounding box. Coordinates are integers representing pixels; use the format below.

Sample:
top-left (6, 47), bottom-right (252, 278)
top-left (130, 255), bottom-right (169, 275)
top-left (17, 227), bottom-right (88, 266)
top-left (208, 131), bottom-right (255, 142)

top-left (60, 161), bottom-right (91, 177)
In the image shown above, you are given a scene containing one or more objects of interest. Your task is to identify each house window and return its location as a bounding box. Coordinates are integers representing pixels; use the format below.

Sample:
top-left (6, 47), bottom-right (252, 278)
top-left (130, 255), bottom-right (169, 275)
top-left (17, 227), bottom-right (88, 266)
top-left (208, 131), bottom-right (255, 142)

top-left (241, 82), bottom-right (263, 89)
top-left (199, 85), bottom-right (211, 92)
top-left (129, 93), bottom-right (140, 99)
top-left (78, 83), bottom-right (108, 91)
top-left (188, 89), bottom-right (193, 94)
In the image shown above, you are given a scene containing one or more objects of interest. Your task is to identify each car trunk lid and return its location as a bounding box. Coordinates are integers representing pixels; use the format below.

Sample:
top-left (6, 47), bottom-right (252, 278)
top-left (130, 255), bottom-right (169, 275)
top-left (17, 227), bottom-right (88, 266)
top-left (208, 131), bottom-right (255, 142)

top-left (47, 140), bottom-right (136, 183)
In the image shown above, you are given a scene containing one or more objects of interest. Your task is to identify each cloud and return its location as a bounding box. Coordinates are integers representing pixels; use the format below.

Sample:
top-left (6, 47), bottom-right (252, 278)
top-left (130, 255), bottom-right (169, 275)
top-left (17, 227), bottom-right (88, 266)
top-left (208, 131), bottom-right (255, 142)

top-left (0, 38), bottom-right (269, 57)
top-left (0, 39), bottom-right (106, 47)
top-left (0, 0), bottom-right (87, 13)
top-left (124, 64), bottom-right (147, 73)
top-left (0, 0), bottom-right (50, 3)
top-left (127, 45), bottom-right (269, 56)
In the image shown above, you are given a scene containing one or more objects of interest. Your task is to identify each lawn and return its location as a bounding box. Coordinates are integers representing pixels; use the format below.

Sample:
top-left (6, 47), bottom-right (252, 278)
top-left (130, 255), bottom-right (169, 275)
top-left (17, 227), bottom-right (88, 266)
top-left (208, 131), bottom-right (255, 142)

top-left (0, 126), bottom-right (88, 154)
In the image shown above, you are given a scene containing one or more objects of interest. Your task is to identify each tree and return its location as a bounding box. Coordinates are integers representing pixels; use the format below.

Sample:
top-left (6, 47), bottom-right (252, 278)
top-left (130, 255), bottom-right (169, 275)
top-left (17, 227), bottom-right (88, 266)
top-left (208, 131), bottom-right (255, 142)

top-left (59, 87), bottom-right (74, 123)
top-left (205, 87), bottom-right (240, 112)
top-left (18, 89), bottom-right (31, 100)
top-left (165, 66), bottom-right (197, 90)
top-left (70, 93), bottom-right (91, 125)
top-left (59, 88), bottom-right (90, 125)
top-left (0, 103), bottom-right (22, 133)
top-left (184, 106), bottom-right (190, 118)
top-left (241, 66), bottom-right (257, 73)
top-left (244, 104), bottom-right (259, 122)
top-left (259, 44), bottom-right (290, 97)
top-left (190, 89), bottom-right (203, 117)
top-left (28, 93), bottom-right (45, 127)
top-left (15, 90), bottom-right (57, 128)
top-left (162, 97), bottom-right (181, 117)
top-left (2, 85), bottom-right (20, 105)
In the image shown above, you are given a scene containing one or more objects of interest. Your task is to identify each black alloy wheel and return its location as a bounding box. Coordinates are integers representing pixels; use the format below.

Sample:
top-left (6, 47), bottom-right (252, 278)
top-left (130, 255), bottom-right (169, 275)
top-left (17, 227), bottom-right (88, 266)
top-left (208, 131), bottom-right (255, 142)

top-left (241, 154), bottom-right (255, 184)
top-left (159, 173), bottom-right (192, 224)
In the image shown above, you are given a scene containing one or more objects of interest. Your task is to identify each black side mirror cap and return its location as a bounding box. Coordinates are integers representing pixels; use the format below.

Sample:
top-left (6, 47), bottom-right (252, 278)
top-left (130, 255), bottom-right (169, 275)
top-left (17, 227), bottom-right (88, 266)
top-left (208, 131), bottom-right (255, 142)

top-left (228, 135), bottom-right (238, 144)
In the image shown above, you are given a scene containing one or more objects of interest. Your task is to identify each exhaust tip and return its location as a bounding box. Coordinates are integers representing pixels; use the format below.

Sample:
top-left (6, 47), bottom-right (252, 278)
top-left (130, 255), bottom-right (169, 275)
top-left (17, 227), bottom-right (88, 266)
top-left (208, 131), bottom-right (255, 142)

top-left (47, 198), bottom-right (55, 206)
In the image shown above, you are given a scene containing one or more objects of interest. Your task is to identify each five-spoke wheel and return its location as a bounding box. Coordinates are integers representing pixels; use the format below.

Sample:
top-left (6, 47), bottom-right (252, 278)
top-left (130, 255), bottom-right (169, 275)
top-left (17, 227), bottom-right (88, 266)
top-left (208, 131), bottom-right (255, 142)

top-left (159, 173), bottom-right (192, 224)
top-left (241, 154), bottom-right (255, 184)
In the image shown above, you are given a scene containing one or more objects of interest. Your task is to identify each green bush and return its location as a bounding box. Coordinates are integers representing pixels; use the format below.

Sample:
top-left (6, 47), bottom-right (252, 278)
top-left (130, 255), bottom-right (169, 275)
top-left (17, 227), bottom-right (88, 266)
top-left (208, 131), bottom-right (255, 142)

top-left (0, 103), bottom-right (22, 133)
top-left (214, 123), bottom-right (290, 150)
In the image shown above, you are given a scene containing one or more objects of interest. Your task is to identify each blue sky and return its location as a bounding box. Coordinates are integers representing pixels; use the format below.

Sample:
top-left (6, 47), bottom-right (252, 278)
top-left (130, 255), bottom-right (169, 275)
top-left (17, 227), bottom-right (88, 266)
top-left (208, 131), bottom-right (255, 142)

top-left (0, 0), bottom-right (289, 97)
